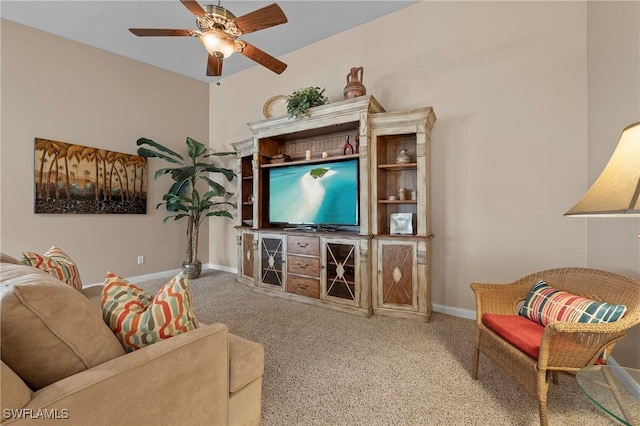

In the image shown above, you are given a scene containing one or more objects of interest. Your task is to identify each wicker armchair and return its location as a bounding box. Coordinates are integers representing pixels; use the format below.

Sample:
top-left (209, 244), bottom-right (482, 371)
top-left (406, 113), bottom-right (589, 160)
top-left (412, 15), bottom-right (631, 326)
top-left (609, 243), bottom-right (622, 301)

top-left (470, 267), bottom-right (640, 426)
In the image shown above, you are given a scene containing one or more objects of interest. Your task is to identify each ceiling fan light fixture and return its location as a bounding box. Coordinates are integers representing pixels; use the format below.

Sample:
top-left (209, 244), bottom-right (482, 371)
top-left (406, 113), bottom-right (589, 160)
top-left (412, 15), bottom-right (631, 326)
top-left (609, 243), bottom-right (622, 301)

top-left (200, 29), bottom-right (236, 58)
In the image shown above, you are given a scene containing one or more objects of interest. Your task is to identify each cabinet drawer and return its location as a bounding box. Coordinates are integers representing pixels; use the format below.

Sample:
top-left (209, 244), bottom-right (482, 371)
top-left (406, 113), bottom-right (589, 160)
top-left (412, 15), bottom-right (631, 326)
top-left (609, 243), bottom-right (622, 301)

top-left (287, 254), bottom-right (320, 277)
top-left (287, 275), bottom-right (320, 299)
top-left (287, 235), bottom-right (320, 256)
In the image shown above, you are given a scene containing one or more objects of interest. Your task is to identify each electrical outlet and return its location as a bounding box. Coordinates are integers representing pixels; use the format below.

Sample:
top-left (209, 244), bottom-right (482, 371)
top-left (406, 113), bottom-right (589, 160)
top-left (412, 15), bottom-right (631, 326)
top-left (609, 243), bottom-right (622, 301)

top-left (137, 255), bottom-right (144, 264)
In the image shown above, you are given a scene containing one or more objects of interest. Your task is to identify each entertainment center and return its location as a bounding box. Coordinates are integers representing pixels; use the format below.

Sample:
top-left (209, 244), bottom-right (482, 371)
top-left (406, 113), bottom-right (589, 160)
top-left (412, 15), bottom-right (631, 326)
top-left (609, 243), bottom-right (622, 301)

top-left (232, 95), bottom-right (436, 321)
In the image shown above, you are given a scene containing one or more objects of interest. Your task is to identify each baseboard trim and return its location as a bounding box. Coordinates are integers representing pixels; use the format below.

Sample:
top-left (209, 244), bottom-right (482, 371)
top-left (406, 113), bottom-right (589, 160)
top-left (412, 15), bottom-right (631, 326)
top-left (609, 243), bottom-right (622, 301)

top-left (432, 303), bottom-right (475, 320)
top-left (204, 263), bottom-right (237, 274)
top-left (84, 268), bottom-right (181, 288)
top-left (85, 265), bottom-right (236, 288)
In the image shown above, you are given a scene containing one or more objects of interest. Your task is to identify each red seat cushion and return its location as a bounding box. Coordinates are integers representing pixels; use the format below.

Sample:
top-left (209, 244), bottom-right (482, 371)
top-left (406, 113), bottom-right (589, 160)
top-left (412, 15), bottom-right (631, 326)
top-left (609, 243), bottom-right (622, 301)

top-left (482, 313), bottom-right (545, 359)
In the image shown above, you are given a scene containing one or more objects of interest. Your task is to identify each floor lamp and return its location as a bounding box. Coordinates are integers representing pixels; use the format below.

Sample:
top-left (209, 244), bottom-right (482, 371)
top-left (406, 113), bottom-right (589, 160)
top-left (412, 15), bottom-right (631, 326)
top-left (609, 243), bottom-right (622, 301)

top-left (565, 121), bottom-right (640, 412)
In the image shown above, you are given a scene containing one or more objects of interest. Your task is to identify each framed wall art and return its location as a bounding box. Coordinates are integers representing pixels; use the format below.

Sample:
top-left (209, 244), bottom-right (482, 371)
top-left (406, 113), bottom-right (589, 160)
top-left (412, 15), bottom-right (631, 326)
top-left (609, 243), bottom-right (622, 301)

top-left (33, 138), bottom-right (147, 214)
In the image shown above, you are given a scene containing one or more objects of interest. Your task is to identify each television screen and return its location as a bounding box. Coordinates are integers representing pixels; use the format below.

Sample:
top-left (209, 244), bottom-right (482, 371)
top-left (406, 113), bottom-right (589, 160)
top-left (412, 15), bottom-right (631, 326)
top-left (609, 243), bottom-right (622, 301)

top-left (268, 158), bottom-right (359, 226)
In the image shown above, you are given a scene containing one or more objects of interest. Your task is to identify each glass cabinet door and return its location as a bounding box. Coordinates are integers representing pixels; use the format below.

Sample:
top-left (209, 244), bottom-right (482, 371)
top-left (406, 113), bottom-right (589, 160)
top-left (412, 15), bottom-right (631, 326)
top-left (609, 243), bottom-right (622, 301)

top-left (259, 235), bottom-right (285, 289)
top-left (324, 239), bottom-right (359, 305)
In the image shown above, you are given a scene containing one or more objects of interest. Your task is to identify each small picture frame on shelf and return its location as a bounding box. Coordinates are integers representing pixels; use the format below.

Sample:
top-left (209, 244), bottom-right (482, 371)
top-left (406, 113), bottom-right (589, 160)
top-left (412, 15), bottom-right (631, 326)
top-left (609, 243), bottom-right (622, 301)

top-left (390, 213), bottom-right (413, 235)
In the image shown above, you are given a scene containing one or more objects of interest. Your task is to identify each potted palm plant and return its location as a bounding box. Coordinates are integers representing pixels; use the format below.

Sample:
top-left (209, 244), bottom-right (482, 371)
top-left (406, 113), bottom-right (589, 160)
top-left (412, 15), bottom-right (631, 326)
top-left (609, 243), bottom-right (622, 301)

top-left (137, 136), bottom-right (235, 279)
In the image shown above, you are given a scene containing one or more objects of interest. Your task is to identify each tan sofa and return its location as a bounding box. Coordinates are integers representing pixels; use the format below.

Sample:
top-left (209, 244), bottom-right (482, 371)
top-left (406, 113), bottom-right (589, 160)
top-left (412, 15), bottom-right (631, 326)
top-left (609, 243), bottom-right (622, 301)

top-left (0, 254), bottom-right (264, 425)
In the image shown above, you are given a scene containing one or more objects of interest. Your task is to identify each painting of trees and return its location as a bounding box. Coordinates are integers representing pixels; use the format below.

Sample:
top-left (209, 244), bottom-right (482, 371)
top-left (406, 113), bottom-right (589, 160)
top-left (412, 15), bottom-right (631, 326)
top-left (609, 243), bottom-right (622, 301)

top-left (33, 138), bottom-right (147, 214)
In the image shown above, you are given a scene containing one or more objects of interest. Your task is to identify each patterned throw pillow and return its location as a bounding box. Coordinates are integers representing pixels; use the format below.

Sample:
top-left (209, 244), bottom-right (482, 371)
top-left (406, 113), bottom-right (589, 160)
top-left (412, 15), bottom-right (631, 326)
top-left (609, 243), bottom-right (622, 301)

top-left (101, 271), bottom-right (199, 352)
top-left (22, 245), bottom-right (83, 290)
top-left (519, 280), bottom-right (627, 326)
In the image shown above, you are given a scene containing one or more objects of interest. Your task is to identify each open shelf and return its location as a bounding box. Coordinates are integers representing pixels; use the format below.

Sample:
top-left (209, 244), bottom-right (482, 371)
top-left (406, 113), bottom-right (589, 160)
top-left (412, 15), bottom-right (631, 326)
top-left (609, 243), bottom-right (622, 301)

top-left (261, 153), bottom-right (360, 169)
top-left (378, 200), bottom-right (417, 204)
top-left (377, 163), bottom-right (417, 170)
top-left (374, 134), bottom-right (419, 235)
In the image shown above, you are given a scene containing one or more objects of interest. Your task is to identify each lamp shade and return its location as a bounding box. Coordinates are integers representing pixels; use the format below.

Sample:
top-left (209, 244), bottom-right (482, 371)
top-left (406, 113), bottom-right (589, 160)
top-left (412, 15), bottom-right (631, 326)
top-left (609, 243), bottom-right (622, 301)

top-left (565, 121), bottom-right (640, 217)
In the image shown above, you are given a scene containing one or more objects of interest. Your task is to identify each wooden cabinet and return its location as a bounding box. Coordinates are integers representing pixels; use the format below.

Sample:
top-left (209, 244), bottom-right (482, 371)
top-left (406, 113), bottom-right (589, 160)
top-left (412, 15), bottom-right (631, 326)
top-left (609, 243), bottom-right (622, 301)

top-left (370, 108), bottom-right (436, 321)
top-left (377, 240), bottom-right (417, 308)
top-left (372, 238), bottom-right (431, 321)
top-left (233, 96), bottom-right (435, 321)
top-left (370, 108), bottom-right (435, 237)
top-left (236, 230), bottom-right (255, 285)
top-left (258, 234), bottom-right (285, 289)
top-left (249, 231), bottom-right (370, 316)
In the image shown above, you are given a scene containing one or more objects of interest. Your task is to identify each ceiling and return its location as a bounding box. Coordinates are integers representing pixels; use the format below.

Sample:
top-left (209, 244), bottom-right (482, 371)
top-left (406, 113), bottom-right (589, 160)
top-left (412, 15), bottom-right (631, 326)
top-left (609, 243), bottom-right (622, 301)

top-left (1, 1), bottom-right (418, 83)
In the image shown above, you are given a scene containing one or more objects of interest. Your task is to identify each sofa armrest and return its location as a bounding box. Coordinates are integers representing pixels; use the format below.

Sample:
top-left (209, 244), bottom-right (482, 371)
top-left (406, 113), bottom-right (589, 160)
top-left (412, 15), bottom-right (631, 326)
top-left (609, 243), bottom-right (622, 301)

top-left (6, 324), bottom-right (230, 426)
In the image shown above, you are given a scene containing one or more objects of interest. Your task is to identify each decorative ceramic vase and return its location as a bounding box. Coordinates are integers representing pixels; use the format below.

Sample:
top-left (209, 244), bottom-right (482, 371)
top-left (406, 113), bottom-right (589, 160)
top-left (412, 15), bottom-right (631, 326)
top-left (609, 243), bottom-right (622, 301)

top-left (182, 260), bottom-right (202, 279)
top-left (342, 135), bottom-right (355, 155)
top-left (398, 187), bottom-right (407, 200)
top-left (343, 67), bottom-right (366, 99)
top-left (396, 148), bottom-right (410, 164)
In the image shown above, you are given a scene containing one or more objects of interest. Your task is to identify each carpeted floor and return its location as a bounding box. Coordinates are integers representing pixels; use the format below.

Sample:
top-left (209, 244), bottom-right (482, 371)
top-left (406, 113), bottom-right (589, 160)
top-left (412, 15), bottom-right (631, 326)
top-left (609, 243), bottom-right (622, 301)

top-left (139, 269), bottom-right (616, 426)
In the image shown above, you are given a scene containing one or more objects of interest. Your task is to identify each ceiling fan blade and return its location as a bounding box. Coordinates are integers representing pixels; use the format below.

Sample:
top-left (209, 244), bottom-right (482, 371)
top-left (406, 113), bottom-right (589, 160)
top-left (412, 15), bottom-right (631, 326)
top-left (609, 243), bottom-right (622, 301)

top-left (239, 42), bottom-right (287, 74)
top-left (234, 3), bottom-right (288, 34)
top-left (180, 0), bottom-right (206, 16)
top-left (207, 54), bottom-right (223, 77)
top-left (129, 28), bottom-right (197, 37)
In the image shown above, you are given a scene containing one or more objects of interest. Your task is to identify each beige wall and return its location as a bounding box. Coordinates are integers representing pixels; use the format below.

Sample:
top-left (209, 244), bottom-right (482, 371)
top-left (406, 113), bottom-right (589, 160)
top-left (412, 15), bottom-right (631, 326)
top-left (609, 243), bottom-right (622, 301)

top-left (1, 20), bottom-right (210, 284)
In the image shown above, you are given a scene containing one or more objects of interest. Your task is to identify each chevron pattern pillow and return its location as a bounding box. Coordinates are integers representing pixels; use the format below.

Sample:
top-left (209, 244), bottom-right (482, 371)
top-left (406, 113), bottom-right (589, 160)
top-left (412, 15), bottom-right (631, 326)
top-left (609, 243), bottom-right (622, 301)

top-left (101, 271), bottom-right (199, 352)
top-left (519, 280), bottom-right (627, 326)
top-left (22, 245), bottom-right (83, 290)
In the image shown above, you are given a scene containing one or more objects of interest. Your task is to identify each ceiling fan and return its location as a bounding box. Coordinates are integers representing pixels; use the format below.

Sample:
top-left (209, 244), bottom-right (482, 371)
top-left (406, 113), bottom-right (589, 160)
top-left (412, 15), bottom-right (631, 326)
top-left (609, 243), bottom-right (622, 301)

top-left (129, 1), bottom-right (288, 77)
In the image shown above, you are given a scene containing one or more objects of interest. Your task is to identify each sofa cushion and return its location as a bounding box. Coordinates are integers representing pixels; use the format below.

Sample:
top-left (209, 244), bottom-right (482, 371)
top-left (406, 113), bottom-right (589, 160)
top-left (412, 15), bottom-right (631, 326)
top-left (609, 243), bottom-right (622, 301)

top-left (0, 264), bottom-right (126, 390)
top-left (1, 361), bottom-right (32, 412)
top-left (21, 245), bottom-right (83, 290)
top-left (518, 280), bottom-right (627, 326)
top-left (101, 271), bottom-right (199, 352)
top-left (228, 333), bottom-right (265, 393)
top-left (482, 313), bottom-right (545, 359)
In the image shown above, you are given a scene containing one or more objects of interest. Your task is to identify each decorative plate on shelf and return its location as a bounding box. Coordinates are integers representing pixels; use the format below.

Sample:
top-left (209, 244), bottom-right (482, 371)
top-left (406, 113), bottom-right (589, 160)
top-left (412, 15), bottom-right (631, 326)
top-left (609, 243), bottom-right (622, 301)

top-left (263, 95), bottom-right (289, 118)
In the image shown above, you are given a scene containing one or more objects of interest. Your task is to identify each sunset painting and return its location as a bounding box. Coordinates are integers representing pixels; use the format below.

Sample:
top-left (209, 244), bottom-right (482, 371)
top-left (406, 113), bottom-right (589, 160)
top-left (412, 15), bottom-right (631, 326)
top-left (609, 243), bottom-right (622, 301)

top-left (34, 138), bottom-right (147, 214)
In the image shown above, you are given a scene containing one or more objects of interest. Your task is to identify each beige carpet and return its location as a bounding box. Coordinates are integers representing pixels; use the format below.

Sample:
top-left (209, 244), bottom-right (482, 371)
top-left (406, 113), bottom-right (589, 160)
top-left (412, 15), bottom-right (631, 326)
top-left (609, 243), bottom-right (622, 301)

top-left (140, 270), bottom-right (616, 426)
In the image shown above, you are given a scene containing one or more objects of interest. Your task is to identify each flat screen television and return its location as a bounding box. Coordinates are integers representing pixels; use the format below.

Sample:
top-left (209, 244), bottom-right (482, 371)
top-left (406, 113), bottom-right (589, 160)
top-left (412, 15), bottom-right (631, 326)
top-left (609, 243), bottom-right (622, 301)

top-left (267, 158), bottom-right (359, 228)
